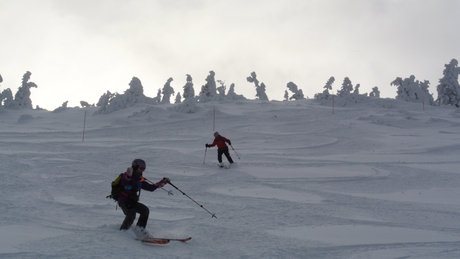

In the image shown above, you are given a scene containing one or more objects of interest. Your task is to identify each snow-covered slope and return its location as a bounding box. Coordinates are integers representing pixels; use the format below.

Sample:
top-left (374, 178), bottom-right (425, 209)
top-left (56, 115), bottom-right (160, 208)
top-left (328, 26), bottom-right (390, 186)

top-left (1, 98), bottom-right (460, 258)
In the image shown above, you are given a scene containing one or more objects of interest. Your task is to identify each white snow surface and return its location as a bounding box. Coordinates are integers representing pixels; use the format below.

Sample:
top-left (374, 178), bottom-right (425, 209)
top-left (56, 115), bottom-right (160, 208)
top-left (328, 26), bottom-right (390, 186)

top-left (1, 98), bottom-right (460, 258)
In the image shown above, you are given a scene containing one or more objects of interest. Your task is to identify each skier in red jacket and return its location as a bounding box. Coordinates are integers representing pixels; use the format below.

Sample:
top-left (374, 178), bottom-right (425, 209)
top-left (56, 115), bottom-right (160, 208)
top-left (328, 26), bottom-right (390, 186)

top-left (206, 132), bottom-right (234, 167)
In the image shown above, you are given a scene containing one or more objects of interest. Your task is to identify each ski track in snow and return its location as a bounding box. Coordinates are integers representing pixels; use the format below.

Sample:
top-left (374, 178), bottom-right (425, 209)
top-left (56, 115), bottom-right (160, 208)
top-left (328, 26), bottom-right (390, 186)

top-left (1, 99), bottom-right (460, 258)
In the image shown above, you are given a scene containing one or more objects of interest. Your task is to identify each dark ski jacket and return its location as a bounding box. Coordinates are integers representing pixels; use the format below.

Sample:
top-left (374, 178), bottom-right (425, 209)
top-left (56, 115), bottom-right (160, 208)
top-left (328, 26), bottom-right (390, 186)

top-left (209, 135), bottom-right (231, 150)
top-left (117, 167), bottom-right (158, 205)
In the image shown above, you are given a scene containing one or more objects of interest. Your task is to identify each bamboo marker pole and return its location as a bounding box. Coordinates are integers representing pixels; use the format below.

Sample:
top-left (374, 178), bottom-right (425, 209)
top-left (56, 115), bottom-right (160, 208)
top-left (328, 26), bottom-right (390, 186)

top-left (82, 111), bottom-right (87, 142)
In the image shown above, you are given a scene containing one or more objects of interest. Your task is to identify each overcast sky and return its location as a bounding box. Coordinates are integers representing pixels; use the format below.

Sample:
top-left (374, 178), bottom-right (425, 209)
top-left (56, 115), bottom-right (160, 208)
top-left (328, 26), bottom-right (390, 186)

top-left (1, 0), bottom-right (459, 110)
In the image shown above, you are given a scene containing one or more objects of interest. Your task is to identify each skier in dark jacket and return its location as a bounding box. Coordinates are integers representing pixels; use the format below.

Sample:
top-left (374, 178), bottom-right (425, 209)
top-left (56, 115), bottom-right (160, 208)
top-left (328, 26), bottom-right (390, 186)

top-left (206, 132), bottom-right (234, 167)
top-left (118, 158), bottom-right (170, 237)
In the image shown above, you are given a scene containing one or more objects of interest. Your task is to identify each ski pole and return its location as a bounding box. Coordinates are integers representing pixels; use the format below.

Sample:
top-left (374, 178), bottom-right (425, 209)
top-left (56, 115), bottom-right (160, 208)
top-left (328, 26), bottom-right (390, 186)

top-left (167, 181), bottom-right (217, 218)
top-left (230, 144), bottom-right (240, 159)
top-left (144, 177), bottom-right (173, 195)
top-left (203, 147), bottom-right (208, 164)
top-left (161, 188), bottom-right (174, 196)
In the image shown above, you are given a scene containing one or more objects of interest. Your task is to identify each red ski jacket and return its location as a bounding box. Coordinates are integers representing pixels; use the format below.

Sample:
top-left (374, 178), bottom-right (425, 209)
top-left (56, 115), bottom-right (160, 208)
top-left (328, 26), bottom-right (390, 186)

top-left (209, 135), bottom-right (231, 150)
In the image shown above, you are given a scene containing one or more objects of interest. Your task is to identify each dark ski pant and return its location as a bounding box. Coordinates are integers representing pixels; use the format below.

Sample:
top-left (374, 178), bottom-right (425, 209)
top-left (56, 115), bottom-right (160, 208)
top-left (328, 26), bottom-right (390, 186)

top-left (218, 148), bottom-right (234, 164)
top-left (119, 201), bottom-right (149, 230)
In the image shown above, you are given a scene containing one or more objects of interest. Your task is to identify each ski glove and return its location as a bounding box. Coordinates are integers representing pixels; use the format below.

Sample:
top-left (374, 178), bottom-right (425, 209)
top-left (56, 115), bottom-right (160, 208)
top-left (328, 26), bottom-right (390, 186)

top-left (228, 141), bottom-right (231, 145)
top-left (156, 177), bottom-right (170, 188)
top-left (206, 144), bottom-right (210, 148)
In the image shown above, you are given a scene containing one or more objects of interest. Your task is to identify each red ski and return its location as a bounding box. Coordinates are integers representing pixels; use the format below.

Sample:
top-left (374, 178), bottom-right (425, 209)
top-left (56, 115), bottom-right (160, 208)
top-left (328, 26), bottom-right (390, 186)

top-left (167, 237), bottom-right (192, 242)
top-left (136, 237), bottom-right (170, 245)
top-left (137, 236), bottom-right (191, 245)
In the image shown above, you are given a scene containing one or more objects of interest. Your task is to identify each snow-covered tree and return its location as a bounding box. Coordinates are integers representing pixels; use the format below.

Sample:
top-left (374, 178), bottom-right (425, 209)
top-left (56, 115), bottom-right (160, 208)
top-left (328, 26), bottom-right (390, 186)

top-left (369, 86), bottom-right (380, 97)
top-left (324, 77), bottom-right (334, 92)
top-left (349, 83), bottom-right (367, 103)
top-left (96, 91), bottom-right (113, 107)
top-left (80, 101), bottom-right (91, 107)
top-left (0, 74), bottom-right (3, 107)
top-left (95, 77), bottom-right (147, 114)
top-left (1, 88), bottom-right (13, 107)
top-left (258, 83), bottom-right (269, 101)
top-left (247, 72), bottom-right (268, 101)
top-left (337, 77), bottom-right (353, 98)
top-left (175, 74), bottom-right (197, 113)
top-left (12, 71), bottom-right (37, 109)
top-left (126, 77), bottom-right (146, 105)
top-left (286, 81), bottom-right (305, 100)
top-left (206, 71), bottom-right (217, 95)
top-left (284, 90), bottom-right (289, 101)
top-left (174, 92), bottom-right (181, 104)
top-left (152, 88), bottom-right (161, 103)
top-left (314, 76), bottom-right (335, 100)
top-left (199, 71), bottom-right (217, 102)
top-left (353, 84), bottom-right (360, 95)
top-left (216, 80), bottom-right (226, 97)
top-left (161, 77), bottom-right (175, 104)
top-left (326, 77), bottom-right (366, 105)
top-left (419, 80), bottom-right (434, 105)
top-left (183, 74), bottom-right (195, 99)
top-left (95, 91), bottom-right (115, 114)
top-left (53, 101), bottom-right (68, 113)
top-left (391, 75), bottom-right (434, 105)
top-left (436, 59), bottom-right (460, 106)
top-left (226, 83), bottom-right (246, 100)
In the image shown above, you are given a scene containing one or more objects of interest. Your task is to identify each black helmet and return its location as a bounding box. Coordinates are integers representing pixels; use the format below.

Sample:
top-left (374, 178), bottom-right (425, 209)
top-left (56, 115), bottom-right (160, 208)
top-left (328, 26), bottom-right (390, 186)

top-left (132, 158), bottom-right (146, 171)
top-left (214, 132), bottom-right (219, 137)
